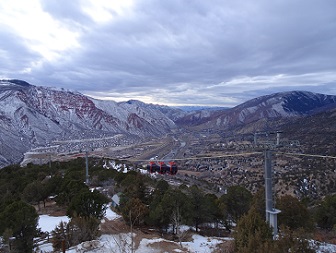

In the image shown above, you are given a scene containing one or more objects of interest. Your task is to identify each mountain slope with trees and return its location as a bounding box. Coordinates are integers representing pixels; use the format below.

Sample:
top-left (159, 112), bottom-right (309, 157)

top-left (1, 157), bottom-right (336, 252)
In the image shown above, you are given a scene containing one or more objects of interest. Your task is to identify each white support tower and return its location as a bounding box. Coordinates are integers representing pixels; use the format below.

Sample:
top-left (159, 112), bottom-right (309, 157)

top-left (253, 130), bottom-right (299, 239)
top-left (264, 149), bottom-right (280, 238)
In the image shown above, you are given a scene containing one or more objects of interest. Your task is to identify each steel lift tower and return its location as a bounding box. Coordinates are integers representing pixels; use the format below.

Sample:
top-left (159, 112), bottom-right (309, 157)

top-left (264, 148), bottom-right (281, 238)
top-left (253, 131), bottom-right (299, 238)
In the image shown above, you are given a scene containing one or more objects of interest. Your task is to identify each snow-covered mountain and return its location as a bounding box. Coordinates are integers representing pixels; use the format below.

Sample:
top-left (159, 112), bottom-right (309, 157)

top-left (1, 79), bottom-right (336, 168)
top-left (0, 80), bottom-right (178, 167)
top-left (176, 91), bottom-right (336, 129)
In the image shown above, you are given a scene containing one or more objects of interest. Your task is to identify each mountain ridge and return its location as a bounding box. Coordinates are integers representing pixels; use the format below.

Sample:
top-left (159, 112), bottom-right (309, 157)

top-left (175, 90), bottom-right (336, 130)
top-left (0, 80), bottom-right (177, 167)
top-left (1, 79), bottom-right (336, 168)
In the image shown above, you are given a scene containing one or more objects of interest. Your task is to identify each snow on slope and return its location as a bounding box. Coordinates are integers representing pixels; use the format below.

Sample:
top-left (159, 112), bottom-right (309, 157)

top-left (0, 80), bottom-right (177, 167)
top-left (182, 90), bottom-right (336, 130)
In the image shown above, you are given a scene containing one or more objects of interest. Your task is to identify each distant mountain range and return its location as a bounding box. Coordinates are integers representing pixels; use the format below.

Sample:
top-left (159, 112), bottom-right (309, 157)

top-left (173, 106), bottom-right (229, 112)
top-left (175, 91), bottom-right (336, 130)
top-left (1, 79), bottom-right (336, 168)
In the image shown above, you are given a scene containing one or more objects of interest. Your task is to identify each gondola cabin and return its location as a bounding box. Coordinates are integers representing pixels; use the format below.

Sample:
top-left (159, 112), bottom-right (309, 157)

top-left (146, 161), bottom-right (178, 175)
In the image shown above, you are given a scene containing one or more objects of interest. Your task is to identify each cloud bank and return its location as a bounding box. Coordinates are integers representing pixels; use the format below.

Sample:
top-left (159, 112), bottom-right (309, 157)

top-left (1, 0), bottom-right (336, 106)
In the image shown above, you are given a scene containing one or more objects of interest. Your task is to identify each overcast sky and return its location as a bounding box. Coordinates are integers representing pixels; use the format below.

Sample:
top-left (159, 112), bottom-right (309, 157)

top-left (1, 0), bottom-right (336, 107)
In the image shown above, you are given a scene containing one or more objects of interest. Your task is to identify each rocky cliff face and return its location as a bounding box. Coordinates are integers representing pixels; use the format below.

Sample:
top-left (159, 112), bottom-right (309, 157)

top-left (0, 80), bottom-right (177, 167)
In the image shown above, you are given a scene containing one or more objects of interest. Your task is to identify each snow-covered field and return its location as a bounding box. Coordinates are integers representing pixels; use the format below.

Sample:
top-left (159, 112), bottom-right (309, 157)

top-left (38, 214), bottom-right (70, 233)
top-left (37, 232), bottom-right (230, 253)
top-left (35, 206), bottom-right (336, 253)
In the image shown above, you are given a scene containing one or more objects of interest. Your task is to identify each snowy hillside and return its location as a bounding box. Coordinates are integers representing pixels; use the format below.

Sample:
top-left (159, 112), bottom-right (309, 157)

top-left (176, 90), bottom-right (336, 129)
top-left (0, 80), bottom-right (178, 167)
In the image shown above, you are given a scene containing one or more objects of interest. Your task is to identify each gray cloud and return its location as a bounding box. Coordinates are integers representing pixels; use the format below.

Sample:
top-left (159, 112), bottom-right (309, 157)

top-left (1, 0), bottom-right (336, 106)
top-left (40, 0), bottom-right (88, 23)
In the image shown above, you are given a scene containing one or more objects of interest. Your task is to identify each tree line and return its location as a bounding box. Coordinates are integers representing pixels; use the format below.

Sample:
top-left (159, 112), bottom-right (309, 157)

top-left (0, 159), bottom-right (110, 252)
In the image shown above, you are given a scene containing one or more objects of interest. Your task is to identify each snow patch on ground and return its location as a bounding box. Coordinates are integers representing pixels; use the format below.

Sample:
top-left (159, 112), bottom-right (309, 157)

top-left (36, 209), bottom-right (336, 253)
top-left (313, 241), bottom-right (336, 253)
top-left (38, 215), bottom-right (70, 233)
top-left (105, 205), bottom-right (121, 220)
top-left (182, 234), bottom-right (225, 253)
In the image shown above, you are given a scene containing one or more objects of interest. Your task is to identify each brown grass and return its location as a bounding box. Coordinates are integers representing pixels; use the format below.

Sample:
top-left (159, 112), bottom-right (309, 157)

top-left (34, 200), bottom-right (67, 216)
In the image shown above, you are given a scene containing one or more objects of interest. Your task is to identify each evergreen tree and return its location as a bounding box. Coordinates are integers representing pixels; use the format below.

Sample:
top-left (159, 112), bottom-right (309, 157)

top-left (315, 194), bottom-right (336, 230)
top-left (234, 207), bottom-right (273, 253)
top-left (51, 221), bottom-right (72, 251)
top-left (225, 185), bottom-right (252, 222)
top-left (70, 216), bottom-right (101, 243)
top-left (0, 200), bottom-right (38, 253)
top-left (67, 189), bottom-right (109, 219)
top-left (56, 179), bottom-right (88, 206)
top-left (121, 173), bottom-right (148, 204)
top-left (51, 217), bottom-right (101, 250)
top-left (217, 196), bottom-right (231, 232)
top-left (188, 185), bottom-right (209, 232)
top-left (277, 195), bottom-right (312, 230)
top-left (22, 180), bottom-right (44, 208)
top-left (250, 188), bottom-right (265, 219)
top-left (147, 186), bottom-right (170, 230)
top-left (148, 202), bottom-right (167, 230)
top-left (163, 189), bottom-right (191, 232)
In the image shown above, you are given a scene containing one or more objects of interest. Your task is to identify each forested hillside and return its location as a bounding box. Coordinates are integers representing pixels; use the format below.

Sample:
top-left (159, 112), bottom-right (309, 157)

top-left (0, 158), bottom-right (335, 252)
